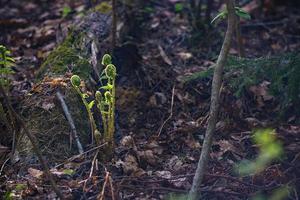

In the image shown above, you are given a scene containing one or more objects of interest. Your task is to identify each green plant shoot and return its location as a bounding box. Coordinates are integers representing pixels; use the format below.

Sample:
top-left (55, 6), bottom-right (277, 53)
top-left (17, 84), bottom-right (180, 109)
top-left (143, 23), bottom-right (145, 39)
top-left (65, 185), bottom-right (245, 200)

top-left (0, 45), bottom-right (15, 87)
top-left (70, 75), bottom-right (100, 145)
top-left (211, 7), bottom-right (250, 24)
top-left (70, 54), bottom-right (116, 150)
top-left (96, 54), bottom-right (116, 146)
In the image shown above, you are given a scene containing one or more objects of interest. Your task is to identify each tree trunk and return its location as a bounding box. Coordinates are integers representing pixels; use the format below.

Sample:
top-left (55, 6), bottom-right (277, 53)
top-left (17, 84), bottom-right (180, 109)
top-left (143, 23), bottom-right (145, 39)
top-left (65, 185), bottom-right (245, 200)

top-left (188, 0), bottom-right (235, 199)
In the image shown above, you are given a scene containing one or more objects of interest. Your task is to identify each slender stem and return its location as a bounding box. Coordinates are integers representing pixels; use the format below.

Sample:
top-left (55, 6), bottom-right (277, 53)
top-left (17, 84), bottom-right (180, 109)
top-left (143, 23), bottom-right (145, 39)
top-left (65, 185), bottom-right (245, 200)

top-left (111, 0), bottom-right (117, 51)
top-left (110, 79), bottom-right (115, 143)
top-left (188, 0), bottom-right (235, 199)
top-left (75, 87), bottom-right (98, 144)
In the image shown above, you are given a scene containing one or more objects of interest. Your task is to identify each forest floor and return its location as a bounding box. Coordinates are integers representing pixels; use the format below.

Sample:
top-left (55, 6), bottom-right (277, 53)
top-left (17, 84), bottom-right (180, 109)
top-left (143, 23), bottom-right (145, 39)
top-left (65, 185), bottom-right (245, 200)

top-left (0, 0), bottom-right (300, 199)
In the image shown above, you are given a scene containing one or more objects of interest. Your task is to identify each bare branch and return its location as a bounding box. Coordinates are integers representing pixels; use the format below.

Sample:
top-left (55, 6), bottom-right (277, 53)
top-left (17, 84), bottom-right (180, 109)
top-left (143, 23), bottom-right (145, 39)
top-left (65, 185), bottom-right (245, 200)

top-left (56, 91), bottom-right (84, 154)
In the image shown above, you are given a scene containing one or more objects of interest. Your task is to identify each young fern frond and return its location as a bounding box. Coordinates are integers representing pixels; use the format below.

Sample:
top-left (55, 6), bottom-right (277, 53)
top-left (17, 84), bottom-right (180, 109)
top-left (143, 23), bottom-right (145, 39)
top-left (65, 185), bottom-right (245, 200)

top-left (71, 75), bottom-right (100, 145)
top-left (96, 54), bottom-right (116, 147)
top-left (70, 53), bottom-right (117, 152)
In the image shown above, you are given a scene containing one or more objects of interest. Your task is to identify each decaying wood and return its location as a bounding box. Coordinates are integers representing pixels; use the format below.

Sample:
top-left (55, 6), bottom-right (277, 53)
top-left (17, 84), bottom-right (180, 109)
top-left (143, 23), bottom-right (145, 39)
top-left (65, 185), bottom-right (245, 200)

top-left (189, 0), bottom-right (236, 199)
top-left (18, 12), bottom-right (113, 160)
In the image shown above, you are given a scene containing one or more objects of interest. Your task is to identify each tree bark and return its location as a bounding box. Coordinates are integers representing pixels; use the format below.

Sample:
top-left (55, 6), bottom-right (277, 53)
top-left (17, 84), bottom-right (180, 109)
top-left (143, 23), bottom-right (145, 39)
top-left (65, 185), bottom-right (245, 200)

top-left (188, 0), bottom-right (235, 199)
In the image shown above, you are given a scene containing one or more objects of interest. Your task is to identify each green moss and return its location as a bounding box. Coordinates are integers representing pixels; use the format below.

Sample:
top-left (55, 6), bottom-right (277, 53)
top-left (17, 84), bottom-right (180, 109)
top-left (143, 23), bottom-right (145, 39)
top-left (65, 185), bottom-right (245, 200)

top-left (38, 31), bottom-right (92, 79)
top-left (94, 2), bottom-right (112, 14)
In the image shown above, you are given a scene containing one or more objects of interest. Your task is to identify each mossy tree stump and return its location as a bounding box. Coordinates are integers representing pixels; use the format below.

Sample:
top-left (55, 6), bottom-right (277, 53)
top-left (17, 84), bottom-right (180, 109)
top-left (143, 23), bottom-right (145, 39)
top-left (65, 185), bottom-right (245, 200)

top-left (17, 12), bottom-right (113, 163)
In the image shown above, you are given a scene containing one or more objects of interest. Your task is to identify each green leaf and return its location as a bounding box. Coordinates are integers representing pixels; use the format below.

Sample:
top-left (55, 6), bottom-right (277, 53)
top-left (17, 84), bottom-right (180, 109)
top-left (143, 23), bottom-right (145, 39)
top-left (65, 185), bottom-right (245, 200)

top-left (4, 191), bottom-right (14, 200)
top-left (101, 83), bottom-right (113, 90)
top-left (0, 68), bottom-right (14, 74)
top-left (82, 93), bottom-right (89, 99)
top-left (88, 100), bottom-right (95, 109)
top-left (211, 10), bottom-right (228, 24)
top-left (62, 169), bottom-right (75, 176)
top-left (62, 6), bottom-right (72, 18)
top-left (6, 57), bottom-right (15, 62)
top-left (175, 3), bottom-right (184, 13)
top-left (15, 184), bottom-right (27, 191)
top-left (235, 7), bottom-right (251, 20)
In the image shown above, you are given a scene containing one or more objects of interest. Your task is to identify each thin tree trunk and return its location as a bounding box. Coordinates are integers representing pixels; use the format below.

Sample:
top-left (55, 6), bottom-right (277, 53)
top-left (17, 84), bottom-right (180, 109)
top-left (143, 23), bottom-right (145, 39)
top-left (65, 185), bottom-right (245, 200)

top-left (111, 0), bottom-right (117, 51)
top-left (188, 0), bottom-right (235, 199)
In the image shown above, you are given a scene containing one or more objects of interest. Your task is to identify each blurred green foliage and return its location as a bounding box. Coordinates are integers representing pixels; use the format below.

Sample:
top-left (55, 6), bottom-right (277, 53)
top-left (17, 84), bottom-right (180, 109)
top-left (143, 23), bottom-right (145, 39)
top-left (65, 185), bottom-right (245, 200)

top-left (237, 129), bottom-right (282, 175)
top-left (175, 3), bottom-right (184, 13)
top-left (0, 45), bottom-right (15, 87)
top-left (62, 6), bottom-right (72, 18)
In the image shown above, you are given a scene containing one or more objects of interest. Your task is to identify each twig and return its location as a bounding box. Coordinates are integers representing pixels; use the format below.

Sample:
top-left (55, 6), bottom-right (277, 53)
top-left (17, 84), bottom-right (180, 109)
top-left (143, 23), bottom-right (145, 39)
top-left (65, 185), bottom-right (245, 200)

top-left (157, 85), bottom-right (175, 137)
top-left (0, 157), bottom-right (10, 176)
top-left (108, 173), bottom-right (116, 200)
top-left (54, 142), bottom-right (107, 169)
top-left (98, 170), bottom-right (110, 200)
top-left (83, 149), bottom-right (99, 192)
top-left (0, 84), bottom-right (64, 199)
top-left (56, 91), bottom-right (84, 154)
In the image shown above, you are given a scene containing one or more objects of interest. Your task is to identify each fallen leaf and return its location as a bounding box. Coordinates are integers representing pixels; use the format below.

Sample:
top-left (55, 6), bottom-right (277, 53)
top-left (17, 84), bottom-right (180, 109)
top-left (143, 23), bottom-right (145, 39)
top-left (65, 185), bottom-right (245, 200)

top-left (28, 168), bottom-right (43, 179)
top-left (165, 156), bottom-right (183, 171)
top-left (158, 45), bottom-right (172, 65)
top-left (121, 135), bottom-right (134, 148)
top-left (177, 52), bottom-right (192, 60)
top-left (155, 170), bottom-right (172, 179)
top-left (138, 150), bottom-right (157, 165)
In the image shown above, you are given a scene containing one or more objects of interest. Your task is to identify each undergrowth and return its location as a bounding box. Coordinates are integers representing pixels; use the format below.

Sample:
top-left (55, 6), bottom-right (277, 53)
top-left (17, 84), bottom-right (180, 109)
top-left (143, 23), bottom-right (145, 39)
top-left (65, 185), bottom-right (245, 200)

top-left (184, 53), bottom-right (300, 117)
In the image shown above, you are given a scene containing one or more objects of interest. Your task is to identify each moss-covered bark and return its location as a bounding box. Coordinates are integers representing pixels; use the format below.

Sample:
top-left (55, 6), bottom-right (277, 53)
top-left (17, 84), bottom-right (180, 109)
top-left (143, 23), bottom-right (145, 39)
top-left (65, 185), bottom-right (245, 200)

top-left (17, 12), bottom-right (112, 162)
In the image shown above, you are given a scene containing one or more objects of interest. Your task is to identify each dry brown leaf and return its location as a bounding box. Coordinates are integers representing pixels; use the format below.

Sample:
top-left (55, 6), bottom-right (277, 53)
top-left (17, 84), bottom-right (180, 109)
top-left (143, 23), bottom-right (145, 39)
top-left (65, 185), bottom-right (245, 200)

top-left (28, 168), bottom-right (43, 179)
top-left (165, 156), bottom-right (183, 171)
top-left (138, 150), bottom-right (157, 165)
top-left (158, 45), bottom-right (172, 65)
top-left (155, 170), bottom-right (172, 179)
